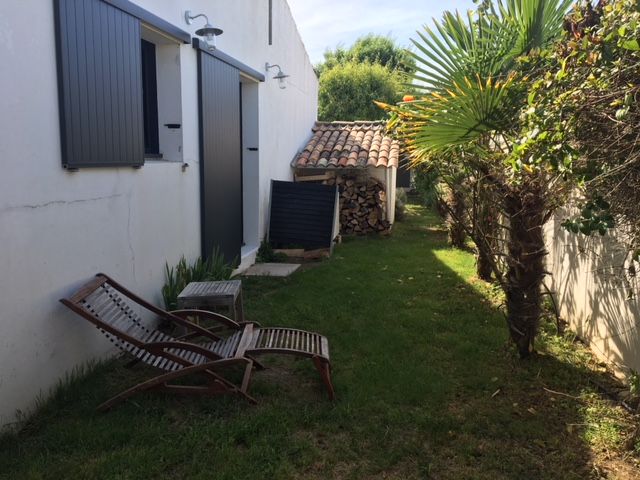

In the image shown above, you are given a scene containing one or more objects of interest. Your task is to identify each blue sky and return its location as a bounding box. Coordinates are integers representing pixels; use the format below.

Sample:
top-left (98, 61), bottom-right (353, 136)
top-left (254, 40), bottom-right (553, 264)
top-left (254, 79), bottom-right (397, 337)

top-left (287, 0), bottom-right (477, 65)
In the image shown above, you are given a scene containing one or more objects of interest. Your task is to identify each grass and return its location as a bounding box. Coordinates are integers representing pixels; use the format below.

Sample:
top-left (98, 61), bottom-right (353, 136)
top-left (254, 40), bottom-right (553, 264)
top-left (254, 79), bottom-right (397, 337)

top-left (1, 203), bottom-right (638, 479)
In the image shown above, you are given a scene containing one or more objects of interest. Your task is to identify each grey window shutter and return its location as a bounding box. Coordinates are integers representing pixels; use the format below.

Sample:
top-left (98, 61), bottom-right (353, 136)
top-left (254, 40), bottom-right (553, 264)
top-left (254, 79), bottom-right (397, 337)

top-left (54, 0), bottom-right (144, 169)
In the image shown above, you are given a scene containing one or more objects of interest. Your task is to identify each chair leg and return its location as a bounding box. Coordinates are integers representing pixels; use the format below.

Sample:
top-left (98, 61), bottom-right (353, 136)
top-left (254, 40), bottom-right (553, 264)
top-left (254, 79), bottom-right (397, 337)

top-left (312, 356), bottom-right (336, 401)
top-left (240, 360), bottom-right (253, 394)
top-left (247, 355), bottom-right (267, 370)
top-left (203, 361), bottom-right (258, 405)
top-left (97, 375), bottom-right (172, 412)
top-left (98, 361), bottom-right (254, 411)
top-left (237, 290), bottom-right (245, 323)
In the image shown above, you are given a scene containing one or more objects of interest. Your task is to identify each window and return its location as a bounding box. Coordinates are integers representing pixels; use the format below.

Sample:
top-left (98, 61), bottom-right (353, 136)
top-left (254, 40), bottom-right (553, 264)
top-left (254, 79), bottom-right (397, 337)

top-left (141, 39), bottom-right (159, 157)
top-left (140, 27), bottom-right (184, 163)
top-left (54, 0), bottom-right (187, 168)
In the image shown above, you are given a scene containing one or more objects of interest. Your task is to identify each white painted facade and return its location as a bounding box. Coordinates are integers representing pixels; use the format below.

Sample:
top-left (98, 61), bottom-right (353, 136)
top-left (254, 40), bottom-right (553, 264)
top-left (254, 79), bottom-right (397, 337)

top-left (0, 0), bottom-right (317, 429)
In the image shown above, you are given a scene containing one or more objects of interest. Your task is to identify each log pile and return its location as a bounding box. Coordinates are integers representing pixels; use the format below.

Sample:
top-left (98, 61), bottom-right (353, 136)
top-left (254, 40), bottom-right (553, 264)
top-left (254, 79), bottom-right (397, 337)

top-left (326, 175), bottom-right (391, 235)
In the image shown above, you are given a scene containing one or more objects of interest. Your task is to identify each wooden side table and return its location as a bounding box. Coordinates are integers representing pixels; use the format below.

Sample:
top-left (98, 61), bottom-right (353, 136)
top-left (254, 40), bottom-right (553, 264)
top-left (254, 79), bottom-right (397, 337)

top-left (177, 280), bottom-right (245, 322)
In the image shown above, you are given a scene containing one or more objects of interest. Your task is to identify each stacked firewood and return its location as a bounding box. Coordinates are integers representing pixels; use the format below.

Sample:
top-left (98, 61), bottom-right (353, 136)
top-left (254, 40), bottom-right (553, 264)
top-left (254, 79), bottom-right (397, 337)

top-left (326, 175), bottom-right (391, 235)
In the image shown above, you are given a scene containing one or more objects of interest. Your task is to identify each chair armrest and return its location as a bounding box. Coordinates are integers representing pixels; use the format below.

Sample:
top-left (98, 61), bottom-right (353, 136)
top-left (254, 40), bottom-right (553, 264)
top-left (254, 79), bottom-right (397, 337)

top-left (174, 325), bottom-right (226, 341)
top-left (146, 341), bottom-right (222, 361)
top-left (239, 320), bottom-right (262, 328)
top-left (160, 311), bottom-right (223, 341)
top-left (169, 309), bottom-right (242, 330)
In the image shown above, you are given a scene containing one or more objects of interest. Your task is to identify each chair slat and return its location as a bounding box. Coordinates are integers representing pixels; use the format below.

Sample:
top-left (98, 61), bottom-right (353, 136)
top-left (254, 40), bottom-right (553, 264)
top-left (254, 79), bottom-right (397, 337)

top-left (84, 293), bottom-right (114, 318)
top-left (224, 331), bottom-right (242, 358)
top-left (91, 299), bottom-right (118, 323)
top-left (119, 303), bottom-right (148, 332)
top-left (183, 349), bottom-right (200, 365)
top-left (83, 287), bottom-right (105, 306)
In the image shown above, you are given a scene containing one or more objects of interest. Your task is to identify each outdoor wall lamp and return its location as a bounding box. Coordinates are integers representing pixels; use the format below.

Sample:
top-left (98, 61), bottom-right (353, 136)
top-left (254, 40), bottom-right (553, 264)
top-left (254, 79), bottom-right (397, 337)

top-left (185, 10), bottom-right (222, 50)
top-left (265, 63), bottom-right (289, 89)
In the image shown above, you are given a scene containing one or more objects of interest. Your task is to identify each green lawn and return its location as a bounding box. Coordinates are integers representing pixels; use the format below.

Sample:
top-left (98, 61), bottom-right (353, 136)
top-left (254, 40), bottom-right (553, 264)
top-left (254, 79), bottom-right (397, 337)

top-left (1, 204), bottom-right (638, 479)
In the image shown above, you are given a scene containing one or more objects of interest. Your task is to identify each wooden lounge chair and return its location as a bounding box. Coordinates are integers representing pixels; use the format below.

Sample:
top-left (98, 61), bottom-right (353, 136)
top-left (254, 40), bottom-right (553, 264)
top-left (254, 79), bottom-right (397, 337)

top-left (60, 273), bottom-right (334, 411)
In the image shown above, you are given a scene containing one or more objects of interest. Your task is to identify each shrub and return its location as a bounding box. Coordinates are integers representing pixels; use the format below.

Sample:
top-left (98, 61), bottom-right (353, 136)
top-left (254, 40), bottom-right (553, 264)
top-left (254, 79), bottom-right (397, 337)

top-left (255, 239), bottom-right (288, 263)
top-left (318, 61), bottom-right (402, 121)
top-left (162, 247), bottom-right (233, 310)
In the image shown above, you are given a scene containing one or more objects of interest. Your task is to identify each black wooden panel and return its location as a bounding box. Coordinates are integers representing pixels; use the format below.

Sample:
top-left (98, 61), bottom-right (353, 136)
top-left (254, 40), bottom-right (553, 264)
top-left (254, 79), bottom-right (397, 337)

top-left (54, 0), bottom-right (144, 168)
top-left (197, 51), bottom-right (243, 264)
top-left (396, 157), bottom-right (411, 188)
top-left (269, 181), bottom-right (337, 250)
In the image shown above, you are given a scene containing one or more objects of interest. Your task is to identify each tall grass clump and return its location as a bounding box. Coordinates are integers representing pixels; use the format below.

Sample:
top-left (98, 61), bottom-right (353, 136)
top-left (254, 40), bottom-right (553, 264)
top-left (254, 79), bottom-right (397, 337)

top-left (162, 247), bottom-right (233, 310)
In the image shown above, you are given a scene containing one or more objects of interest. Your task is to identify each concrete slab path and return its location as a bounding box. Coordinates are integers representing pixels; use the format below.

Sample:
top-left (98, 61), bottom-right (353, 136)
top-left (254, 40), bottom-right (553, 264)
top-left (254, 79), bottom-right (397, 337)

top-left (242, 263), bottom-right (301, 277)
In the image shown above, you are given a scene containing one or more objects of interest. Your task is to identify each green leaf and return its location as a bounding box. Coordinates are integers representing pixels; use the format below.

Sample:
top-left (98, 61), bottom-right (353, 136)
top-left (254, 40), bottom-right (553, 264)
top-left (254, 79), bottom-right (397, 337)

top-left (581, 207), bottom-right (593, 219)
top-left (621, 39), bottom-right (640, 51)
top-left (388, 0), bottom-right (572, 156)
top-left (594, 197), bottom-right (610, 210)
top-left (616, 107), bottom-right (630, 120)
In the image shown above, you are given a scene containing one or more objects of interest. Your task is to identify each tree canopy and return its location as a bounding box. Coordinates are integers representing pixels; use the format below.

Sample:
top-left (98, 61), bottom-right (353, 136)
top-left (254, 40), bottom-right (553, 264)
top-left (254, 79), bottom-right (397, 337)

top-left (317, 34), bottom-right (415, 76)
top-left (317, 34), bottom-right (411, 122)
top-left (318, 61), bottom-right (401, 121)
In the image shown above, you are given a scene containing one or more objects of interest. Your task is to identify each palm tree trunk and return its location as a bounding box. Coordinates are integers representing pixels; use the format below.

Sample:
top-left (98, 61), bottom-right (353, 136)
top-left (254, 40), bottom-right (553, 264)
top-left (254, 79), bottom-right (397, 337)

top-left (476, 242), bottom-right (494, 281)
top-left (503, 190), bottom-right (547, 358)
top-left (447, 184), bottom-right (467, 249)
top-left (474, 180), bottom-right (496, 282)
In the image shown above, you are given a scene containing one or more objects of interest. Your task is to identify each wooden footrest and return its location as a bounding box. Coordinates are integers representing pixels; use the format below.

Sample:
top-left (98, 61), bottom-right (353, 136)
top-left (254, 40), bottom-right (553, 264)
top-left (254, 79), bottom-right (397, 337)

top-left (247, 328), bottom-right (330, 361)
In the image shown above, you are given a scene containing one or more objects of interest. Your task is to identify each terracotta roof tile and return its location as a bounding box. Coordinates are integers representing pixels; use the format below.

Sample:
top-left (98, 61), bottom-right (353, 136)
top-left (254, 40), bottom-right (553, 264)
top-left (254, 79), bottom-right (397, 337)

top-left (292, 121), bottom-right (400, 169)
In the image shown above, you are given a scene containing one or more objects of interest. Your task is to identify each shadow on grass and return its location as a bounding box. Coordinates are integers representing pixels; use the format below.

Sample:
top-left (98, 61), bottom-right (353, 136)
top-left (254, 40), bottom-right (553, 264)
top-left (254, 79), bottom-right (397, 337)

top-left (0, 204), bottom-right (637, 479)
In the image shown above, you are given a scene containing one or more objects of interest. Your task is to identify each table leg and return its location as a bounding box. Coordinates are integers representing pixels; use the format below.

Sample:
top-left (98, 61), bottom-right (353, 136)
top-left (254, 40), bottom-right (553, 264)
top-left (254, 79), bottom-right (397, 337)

top-left (237, 290), bottom-right (245, 323)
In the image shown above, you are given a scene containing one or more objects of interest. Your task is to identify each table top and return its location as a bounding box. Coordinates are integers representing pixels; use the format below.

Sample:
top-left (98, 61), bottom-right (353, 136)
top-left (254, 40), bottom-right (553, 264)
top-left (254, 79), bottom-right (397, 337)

top-left (178, 280), bottom-right (242, 301)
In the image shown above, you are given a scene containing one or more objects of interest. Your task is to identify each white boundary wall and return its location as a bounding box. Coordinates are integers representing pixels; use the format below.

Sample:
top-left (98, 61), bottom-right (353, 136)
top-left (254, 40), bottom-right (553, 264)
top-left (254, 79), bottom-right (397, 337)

top-left (545, 212), bottom-right (640, 377)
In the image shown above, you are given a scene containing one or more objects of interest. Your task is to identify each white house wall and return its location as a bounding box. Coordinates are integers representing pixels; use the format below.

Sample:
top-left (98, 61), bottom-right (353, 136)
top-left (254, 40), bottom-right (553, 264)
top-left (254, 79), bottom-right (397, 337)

top-left (0, 0), bottom-right (317, 429)
top-left (133, 0), bottom-right (319, 254)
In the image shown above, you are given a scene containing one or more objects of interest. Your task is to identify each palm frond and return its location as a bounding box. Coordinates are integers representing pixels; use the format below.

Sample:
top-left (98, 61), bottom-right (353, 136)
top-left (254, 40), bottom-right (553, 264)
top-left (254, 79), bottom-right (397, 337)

top-left (497, 0), bottom-right (573, 54)
top-left (388, 0), bottom-right (572, 156)
top-left (380, 73), bottom-right (518, 154)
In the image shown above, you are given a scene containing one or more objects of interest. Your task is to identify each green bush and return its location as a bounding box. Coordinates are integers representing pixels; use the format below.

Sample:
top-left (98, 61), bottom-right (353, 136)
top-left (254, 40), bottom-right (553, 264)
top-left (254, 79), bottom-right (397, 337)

top-left (162, 247), bottom-right (233, 310)
top-left (255, 239), bottom-right (288, 263)
top-left (317, 34), bottom-right (416, 76)
top-left (413, 165), bottom-right (443, 210)
top-left (318, 61), bottom-right (402, 121)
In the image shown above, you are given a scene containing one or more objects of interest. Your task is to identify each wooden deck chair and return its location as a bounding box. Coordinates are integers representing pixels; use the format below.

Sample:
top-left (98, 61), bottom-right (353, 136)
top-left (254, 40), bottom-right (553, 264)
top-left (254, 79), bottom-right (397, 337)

top-left (60, 274), bottom-right (334, 411)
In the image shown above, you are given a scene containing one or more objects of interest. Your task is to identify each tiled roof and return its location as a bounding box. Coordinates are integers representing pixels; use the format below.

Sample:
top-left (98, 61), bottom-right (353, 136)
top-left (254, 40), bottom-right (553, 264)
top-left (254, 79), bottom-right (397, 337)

top-left (292, 121), bottom-right (400, 169)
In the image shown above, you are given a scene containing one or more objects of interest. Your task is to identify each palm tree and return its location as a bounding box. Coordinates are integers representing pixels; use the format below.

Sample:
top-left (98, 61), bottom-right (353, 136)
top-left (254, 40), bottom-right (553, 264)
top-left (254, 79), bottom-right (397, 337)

top-left (380, 0), bottom-right (573, 357)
